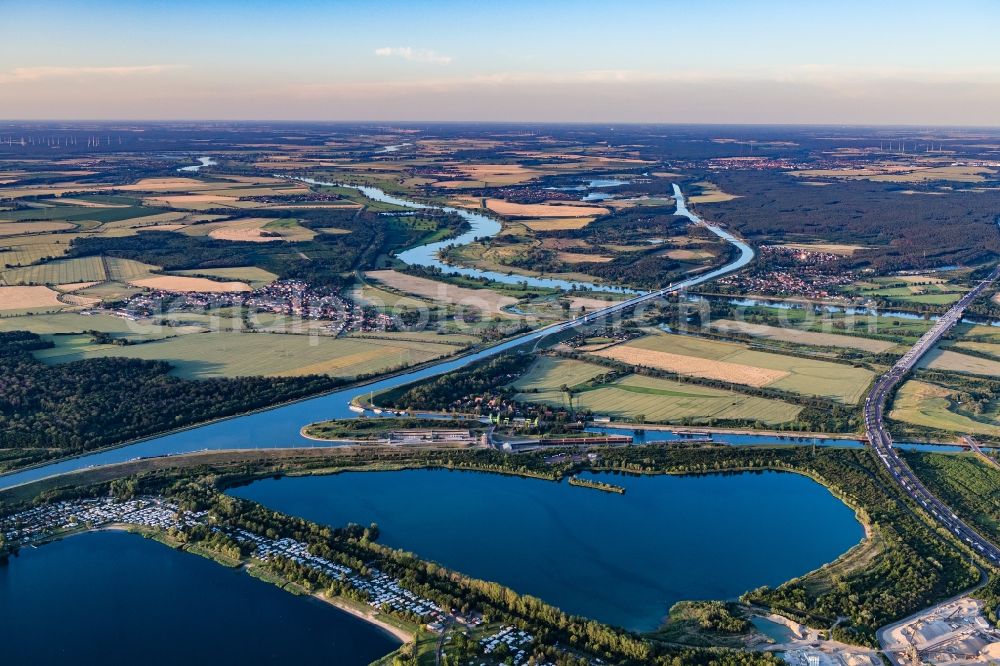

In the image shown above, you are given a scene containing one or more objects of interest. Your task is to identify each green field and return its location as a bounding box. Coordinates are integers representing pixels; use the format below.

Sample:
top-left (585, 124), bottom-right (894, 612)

top-left (346, 330), bottom-right (480, 345)
top-left (0, 233), bottom-right (83, 268)
top-left (513, 360), bottom-right (801, 424)
top-left (0, 203), bottom-right (168, 224)
top-left (889, 379), bottom-right (1000, 437)
top-left (842, 276), bottom-right (968, 305)
top-left (2, 256), bottom-right (157, 285)
top-left (33, 330), bottom-right (459, 379)
top-left (619, 332), bottom-right (874, 404)
top-left (950, 340), bottom-right (1000, 359)
top-left (351, 283), bottom-right (433, 309)
top-left (511, 355), bottom-right (606, 391)
top-left (0, 312), bottom-right (202, 338)
top-left (920, 348), bottom-right (1000, 377)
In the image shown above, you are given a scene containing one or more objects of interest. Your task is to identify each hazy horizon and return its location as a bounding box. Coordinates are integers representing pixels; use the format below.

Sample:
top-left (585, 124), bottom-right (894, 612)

top-left (4, 0), bottom-right (999, 125)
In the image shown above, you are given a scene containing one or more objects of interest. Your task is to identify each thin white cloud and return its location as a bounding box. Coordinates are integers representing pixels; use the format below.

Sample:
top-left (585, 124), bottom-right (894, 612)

top-left (374, 47), bottom-right (452, 65)
top-left (0, 64), bottom-right (183, 84)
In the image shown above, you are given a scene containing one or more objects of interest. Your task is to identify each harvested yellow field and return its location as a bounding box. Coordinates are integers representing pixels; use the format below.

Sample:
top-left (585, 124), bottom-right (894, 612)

top-left (0, 285), bottom-right (64, 310)
top-left (453, 164), bottom-right (540, 185)
top-left (596, 332), bottom-right (873, 403)
top-left (556, 251), bottom-right (612, 263)
top-left (366, 269), bottom-right (516, 314)
top-left (710, 319), bottom-right (897, 352)
top-left (174, 267), bottom-right (277, 288)
top-left (208, 221), bottom-right (283, 242)
top-left (199, 218), bottom-right (315, 242)
top-left (130, 276), bottom-right (251, 293)
top-left (520, 217), bottom-right (596, 231)
top-left (115, 177), bottom-right (222, 192)
top-left (687, 181), bottom-right (740, 204)
top-left (145, 193), bottom-right (240, 209)
top-left (592, 345), bottom-right (789, 387)
top-left (0, 221), bottom-right (75, 236)
top-left (0, 183), bottom-right (97, 199)
top-left (138, 224), bottom-right (187, 232)
top-left (567, 296), bottom-right (621, 311)
top-left (56, 281), bottom-right (99, 292)
top-left (664, 248), bottom-right (713, 260)
top-left (97, 211), bottom-right (199, 230)
top-left (795, 165), bottom-right (995, 183)
top-left (60, 292), bottom-right (101, 307)
top-left (920, 348), bottom-right (1000, 377)
top-left (485, 199), bottom-right (609, 218)
top-left (773, 243), bottom-right (868, 256)
top-left (40, 197), bottom-right (127, 208)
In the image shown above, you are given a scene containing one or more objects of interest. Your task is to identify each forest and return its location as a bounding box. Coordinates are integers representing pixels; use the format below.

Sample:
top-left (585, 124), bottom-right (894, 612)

top-left (0, 331), bottom-right (342, 472)
top-left (701, 170), bottom-right (1000, 272)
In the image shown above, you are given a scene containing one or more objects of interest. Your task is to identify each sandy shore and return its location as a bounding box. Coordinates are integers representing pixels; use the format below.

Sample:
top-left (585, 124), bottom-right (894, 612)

top-left (321, 595), bottom-right (414, 643)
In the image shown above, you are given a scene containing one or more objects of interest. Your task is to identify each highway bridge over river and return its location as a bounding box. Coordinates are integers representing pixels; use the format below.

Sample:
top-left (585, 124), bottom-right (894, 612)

top-left (865, 264), bottom-right (1000, 565)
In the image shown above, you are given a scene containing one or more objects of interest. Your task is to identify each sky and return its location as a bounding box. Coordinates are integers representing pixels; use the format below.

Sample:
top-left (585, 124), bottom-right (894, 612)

top-left (2, 0), bottom-right (999, 125)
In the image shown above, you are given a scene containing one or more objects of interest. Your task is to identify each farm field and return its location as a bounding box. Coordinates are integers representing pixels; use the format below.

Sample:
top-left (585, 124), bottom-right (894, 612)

top-left (346, 330), bottom-right (480, 346)
top-left (843, 275), bottom-right (968, 305)
top-left (365, 270), bottom-right (517, 315)
top-left (32, 331), bottom-right (458, 379)
top-left (0, 285), bottom-right (65, 311)
top-left (0, 221), bottom-right (75, 235)
top-left (889, 380), bottom-right (1000, 438)
top-left (0, 232), bottom-right (84, 267)
top-left (0, 312), bottom-right (204, 336)
top-left (590, 332), bottom-right (873, 403)
top-left (173, 266), bottom-right (278, 288)
top-left (710, 319), bottom-right (898, 352)
top-left (514, 368), bottom-right (801, 425)
top-left (793, 165), bottom-right (996, 183)
top-left (183, 217), bottom-right (317, 243)
top-left (130, 275), bottom-right (251, 293)
top-left (948, 340), bottom-right (1000, 359)
top-left (555, 251), bottom-right (613, 263)
top-left (770, 243), bottom-right (867, 255)
top-left (483, 199), bottom-right (609, 218)
top-left (517, 217), bottom-right (596, 231)
top-left (920, 348), bottom-right (1000, 377)
top-left (687, 181), bottom-right (740, 203)
top-left (1, 256), bottom-right (158, 285)
top-left (350, 283), bottom-right (433, 309)
top-left (510, 356), bottom-right (607, 391)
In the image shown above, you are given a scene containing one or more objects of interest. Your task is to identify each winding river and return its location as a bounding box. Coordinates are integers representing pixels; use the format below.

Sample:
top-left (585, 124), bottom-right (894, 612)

top-left (0, 184), bottom-right (754, 490)
top-left (296, 176), bottom-right (640, 293)
top-left (177, 156), bottom-right (217, 173)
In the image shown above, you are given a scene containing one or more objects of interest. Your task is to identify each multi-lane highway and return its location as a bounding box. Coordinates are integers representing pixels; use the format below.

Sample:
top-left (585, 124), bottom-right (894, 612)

top-left (865, 264), bottom-right (1000, 564)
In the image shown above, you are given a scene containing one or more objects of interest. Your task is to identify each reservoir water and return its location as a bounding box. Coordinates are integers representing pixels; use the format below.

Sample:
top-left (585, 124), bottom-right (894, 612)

top-left (231, 468), bottom-right (864, 632)
top-left (0, 531), bottom-right (399, 665)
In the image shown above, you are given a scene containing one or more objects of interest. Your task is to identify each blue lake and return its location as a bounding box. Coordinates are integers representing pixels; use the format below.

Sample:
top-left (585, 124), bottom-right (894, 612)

top-left (0, 531), bottom-right (399, 665)
top-left (231, 468), bottom-right (863, 632)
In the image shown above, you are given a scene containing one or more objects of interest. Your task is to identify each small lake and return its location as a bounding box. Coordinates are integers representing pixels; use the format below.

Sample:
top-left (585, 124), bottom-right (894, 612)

top-left (0, 531), bottom-right (399, 665)
top-left (231, 468), bottom-right (863, 632)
